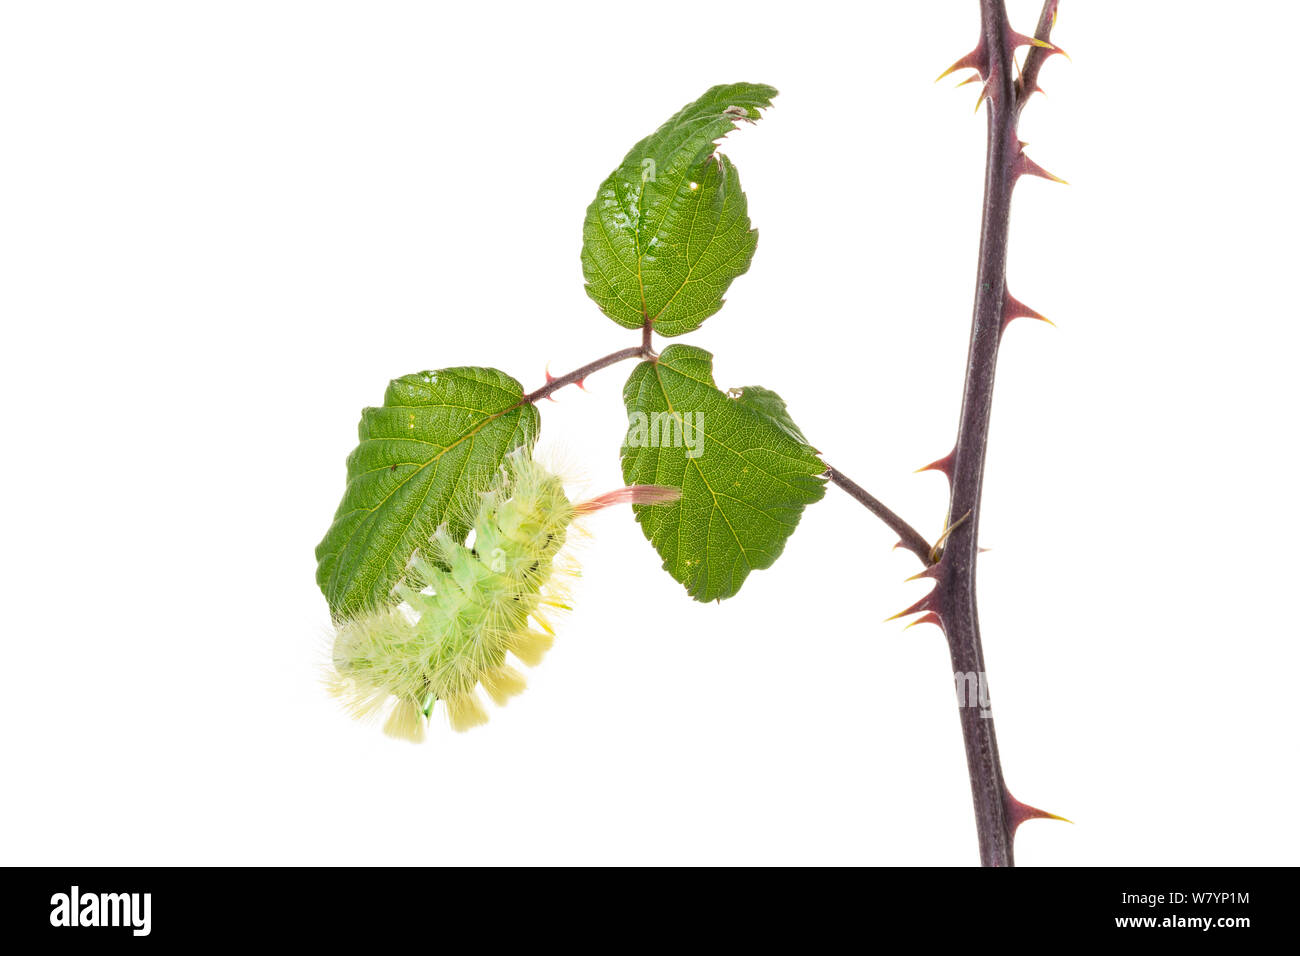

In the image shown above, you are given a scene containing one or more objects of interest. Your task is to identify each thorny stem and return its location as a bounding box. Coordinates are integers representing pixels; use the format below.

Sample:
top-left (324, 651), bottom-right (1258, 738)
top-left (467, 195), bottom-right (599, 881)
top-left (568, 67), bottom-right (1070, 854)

top-left (1016, 0), bottom-right (1060, 114)
top-left (935, 0), bottom-right (1059, 867)
top-left (522, 346), bottom-right (647, 404)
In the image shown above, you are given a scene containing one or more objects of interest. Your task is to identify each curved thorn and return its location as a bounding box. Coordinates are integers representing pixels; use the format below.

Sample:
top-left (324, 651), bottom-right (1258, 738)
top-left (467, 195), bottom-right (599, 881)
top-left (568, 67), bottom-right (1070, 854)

top-left (903, 611), bottom-right (944, 632)
top-left (885, 590), bottom-right (936, 623)
top-left (1002, 291), bottom-right (1055, 331)
top-left (542, 363), bottom-right (560, 401)
top-left (1009, 30), bottom-right (1068, 61)
top-left (1006, 791), bottom-right (1073, 833)
top-left (916, 450), bottom-right (956, 479)
top-left (1015, 151), bottom-right (1069, 184)
top-left (929, 510), bottom-right (971, 564)
top-left (937, 49), bottom-right (983, 83)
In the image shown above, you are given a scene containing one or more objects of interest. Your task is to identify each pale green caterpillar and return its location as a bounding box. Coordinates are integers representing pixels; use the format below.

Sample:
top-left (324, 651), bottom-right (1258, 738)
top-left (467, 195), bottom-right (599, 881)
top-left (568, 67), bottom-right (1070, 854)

top-left (328, 451), bottom-right (678, 740)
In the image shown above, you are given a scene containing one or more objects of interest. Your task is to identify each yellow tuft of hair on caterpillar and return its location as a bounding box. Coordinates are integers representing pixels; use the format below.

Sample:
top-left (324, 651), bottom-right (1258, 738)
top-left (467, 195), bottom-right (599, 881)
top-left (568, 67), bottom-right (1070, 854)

top-left (326, 447), bottom-right (680, 739)
top-left (445, 691), bottom-right (489, 732)
top-left (479, 665), bottom-right (527, 705)
top-left (508, 628), bottom-right (554, 667)
top-left (383, 698), bottom-right (427, 743)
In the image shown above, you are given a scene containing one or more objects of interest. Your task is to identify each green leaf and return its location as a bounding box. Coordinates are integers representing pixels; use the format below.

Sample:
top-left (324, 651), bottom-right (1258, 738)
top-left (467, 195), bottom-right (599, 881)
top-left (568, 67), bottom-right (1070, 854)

top-left (729, 385), bottom-right (817, 449)
top-left (316, 367), bottom-right (538, 618)
top-left (621, 344), bottom-right (826, 602)
top-left (582, 82), bottom-right (775, 337)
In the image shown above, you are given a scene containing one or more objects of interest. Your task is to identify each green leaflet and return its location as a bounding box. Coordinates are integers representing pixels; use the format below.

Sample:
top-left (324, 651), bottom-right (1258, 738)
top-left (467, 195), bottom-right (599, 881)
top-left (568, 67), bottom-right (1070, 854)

top-left (582, 82), bottom-right (775, 337)
top-left (316, 367), bottom-right (538, 619)
top-left (730, 385), bottom-right (817, 449)
top-left (621, 345), bottom-right (826, 602)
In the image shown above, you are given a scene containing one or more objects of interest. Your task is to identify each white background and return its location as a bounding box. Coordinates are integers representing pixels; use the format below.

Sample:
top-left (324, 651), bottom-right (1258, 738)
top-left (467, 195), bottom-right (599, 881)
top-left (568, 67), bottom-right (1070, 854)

top-left (2, 1), bottom-right (1297, 867)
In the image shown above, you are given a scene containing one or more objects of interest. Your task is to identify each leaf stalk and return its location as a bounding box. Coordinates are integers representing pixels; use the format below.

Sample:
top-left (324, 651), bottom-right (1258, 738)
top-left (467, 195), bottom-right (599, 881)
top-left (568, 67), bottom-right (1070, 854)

top-left (825, 466), bottom-right (934, 566)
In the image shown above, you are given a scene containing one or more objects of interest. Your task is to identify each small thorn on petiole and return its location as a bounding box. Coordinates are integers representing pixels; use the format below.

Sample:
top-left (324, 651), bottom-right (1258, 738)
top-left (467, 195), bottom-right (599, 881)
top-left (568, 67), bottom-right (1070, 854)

top-left (541, 364), bottom-right (560, 400)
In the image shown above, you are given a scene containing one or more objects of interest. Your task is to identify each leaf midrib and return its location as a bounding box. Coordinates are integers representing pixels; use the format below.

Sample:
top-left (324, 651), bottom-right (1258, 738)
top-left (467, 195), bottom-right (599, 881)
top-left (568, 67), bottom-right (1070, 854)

top-left (326, 402), bottom-right (524, 607)
top-left (649, 361), bottom-right (754, 589)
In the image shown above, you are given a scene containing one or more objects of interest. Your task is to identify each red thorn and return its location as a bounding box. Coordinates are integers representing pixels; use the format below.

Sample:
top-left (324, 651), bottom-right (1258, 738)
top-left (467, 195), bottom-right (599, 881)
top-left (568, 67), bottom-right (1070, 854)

top-left (936, 45), bottom-right (986, 83)
top-left (978, 546), bottom-right (992, 554)
top-left (905, 565), bottom-right (940, 583)
top-left (574, 377), bottom-right (587, 391)
top-left (1007, 31), bottom-right (1052, 54)
top-left (885, 589), bottom-right (937, 623)
top-left (954, 73), bottom-right (982, 89)
top-left (903, 611), bottom-right (944, 632)
top-left (916, 450), bottom-right (956, 479)
top-left (1007, 28), bottom-right (1069, 64)
top-left (1005, 791), bottom-right (1072, 833)
top-left (1013, 148), bottom-right (1068, 185)
top-left (1002, 291), bottom-right (1055, 332)
top-left (1045, 41), bottom-right (1069, 62)
top-left (542, 364), bottom-right (559, 401)
top-left (942, 22), bottom-right (1064, 93)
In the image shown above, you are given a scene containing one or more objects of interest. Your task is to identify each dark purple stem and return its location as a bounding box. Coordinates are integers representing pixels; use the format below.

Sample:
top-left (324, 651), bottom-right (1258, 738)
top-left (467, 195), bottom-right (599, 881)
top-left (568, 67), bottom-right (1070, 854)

top-left (1016, 0), bottom-right (1060, 114)
top-left (522, 346), bottom-right (647, 403)
top-left (935, 0), bottom-right (1058, 867)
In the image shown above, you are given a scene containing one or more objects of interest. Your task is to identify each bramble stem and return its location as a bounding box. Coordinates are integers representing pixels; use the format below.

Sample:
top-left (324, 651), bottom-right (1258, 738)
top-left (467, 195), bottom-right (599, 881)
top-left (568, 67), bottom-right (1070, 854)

top-left (522, 346), bottom-right (647, 403)
top-left (1016, 0), bottom-right (1059, 114)
top-left (935, 0), bottom-right (1058, 867)
top-left (825, 467), bottom-right (933, 566)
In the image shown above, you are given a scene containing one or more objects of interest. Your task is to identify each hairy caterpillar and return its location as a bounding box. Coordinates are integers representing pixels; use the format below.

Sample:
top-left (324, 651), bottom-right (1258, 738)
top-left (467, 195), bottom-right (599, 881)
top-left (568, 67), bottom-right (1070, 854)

top-left (328, 451), bottom-right (679, 740)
